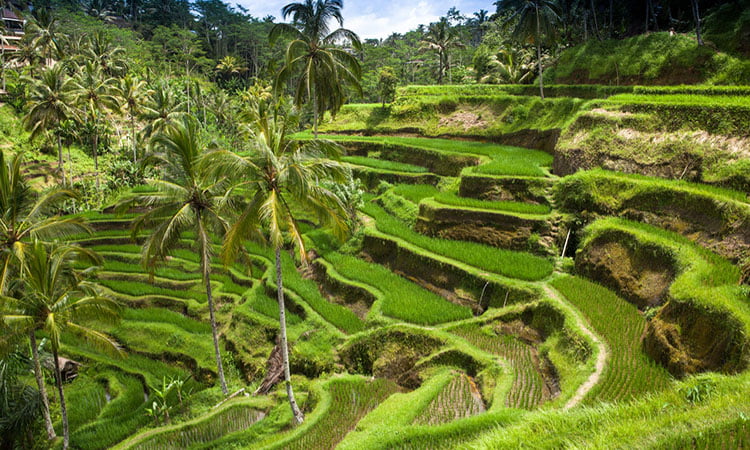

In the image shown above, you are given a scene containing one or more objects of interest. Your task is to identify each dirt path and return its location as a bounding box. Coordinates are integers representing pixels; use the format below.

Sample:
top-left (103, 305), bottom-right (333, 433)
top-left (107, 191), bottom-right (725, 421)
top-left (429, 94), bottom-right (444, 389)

top-left (543, 285), bottom-right (608, 409)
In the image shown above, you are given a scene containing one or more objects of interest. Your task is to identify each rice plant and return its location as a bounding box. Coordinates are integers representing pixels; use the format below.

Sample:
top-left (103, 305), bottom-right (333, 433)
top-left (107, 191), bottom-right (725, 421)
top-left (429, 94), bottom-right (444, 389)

top-left (452, 325), bottom-right (548, 409)
top-left (413, 372), bottom-right (485, 425)
top-left (310, 232), bottom-right (472, 325)
top-left (431, 192), bottom-right (551, 215)
top-left (128, 403), bottom-right (267, 450)
top-left (342, 156), bottom-right (429, 173)
top-left (282, 378), bottom-right (399, 450)
top-left (362, 203), bottom-right (554, 281)
top-left (551, 276), bottom-right (673, 403)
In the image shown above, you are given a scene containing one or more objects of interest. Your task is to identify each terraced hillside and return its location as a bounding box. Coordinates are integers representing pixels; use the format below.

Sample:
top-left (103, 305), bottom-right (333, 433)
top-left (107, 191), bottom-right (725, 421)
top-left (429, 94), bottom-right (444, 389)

top-left (22, 84), bottom-right (750, 449)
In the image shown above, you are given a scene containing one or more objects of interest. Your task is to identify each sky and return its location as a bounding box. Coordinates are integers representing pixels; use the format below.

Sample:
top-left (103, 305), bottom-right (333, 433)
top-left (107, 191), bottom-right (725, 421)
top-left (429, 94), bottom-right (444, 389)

top-left (233, 0), bottom-right (496, 39)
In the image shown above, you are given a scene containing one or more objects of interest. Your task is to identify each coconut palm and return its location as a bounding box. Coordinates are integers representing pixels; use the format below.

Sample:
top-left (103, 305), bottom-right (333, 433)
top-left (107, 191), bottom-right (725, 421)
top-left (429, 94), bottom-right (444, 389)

top-left (117, 75), bottom-right (147, 163)
top-left (23, 64), bottom-right (77, 186)
top-left (218, 98), bottom-right (349, 425)
top-left (139, 81), bottom-right (186, 140)
top-left (270, 0), bottom-right (362, 137)
top-left (503, 0), bottom-right (561, 98)
top-left (483, 46), bottom-right (534, 84)
top-left (71, 62), bottom-right (120, 189)
top-left (0, 151), bottom-right (88, 441)
top-left (0, 241), bottom-right (120, 450)
top-left (26, 8), bottom-right (59, 67)
top-left (124, 117), bottom-right (230, 395)
top-left (419, 18), bottom-right (465, 84)
top-left (0, 344), bottom-right (44, 448)
top-left (84, 30), bottom-right (128, 77)
top-left (215, 55), bottom-right (247, 84)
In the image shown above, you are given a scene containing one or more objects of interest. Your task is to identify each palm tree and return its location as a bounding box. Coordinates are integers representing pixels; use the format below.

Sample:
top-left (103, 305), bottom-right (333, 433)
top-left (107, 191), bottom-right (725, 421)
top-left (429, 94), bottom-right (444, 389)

top-left (215, 55), bottom-right (247, 84)
top-left (84, 30), bottom-right (128, 77)
top-left (0, 151), bottom-right (88, 441)
top-left (26, 8), bottom-right (59, 67)
top-left (419, 18), bottom-right (465, 85)
top-left (0, 241), bottom-right (120, 450)
top-left (117, 75), bottom-right (147, 164)
top-left (218, 99), bottom-right (349, 425)
top-left (503, 0), bottom-right (561, 99)
top-left (71, 62), bottom-right (120, 189)
top-left (691, 0), bottom-right (703, 46)
top-left (270, 0), bottom-right (362, 137)
top-left (139, 81), bottom-right (186, 140)
top-left (484, 46), bottom-right (534, 84)
top-left (124, 117), bottom-right (230, 396)
top-left (23, 64), bottom-right (77, 186)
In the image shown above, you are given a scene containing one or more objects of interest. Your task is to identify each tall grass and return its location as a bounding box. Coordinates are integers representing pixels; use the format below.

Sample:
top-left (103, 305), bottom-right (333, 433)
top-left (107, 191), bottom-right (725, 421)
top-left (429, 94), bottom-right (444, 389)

top-left (362, 203), bottom-right (554, 281)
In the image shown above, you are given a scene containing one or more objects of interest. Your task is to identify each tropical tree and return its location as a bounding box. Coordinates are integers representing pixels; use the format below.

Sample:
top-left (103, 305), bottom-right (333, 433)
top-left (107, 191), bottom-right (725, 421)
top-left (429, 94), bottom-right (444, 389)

top-left (419, 18), bottom-right (465, 84)
top-left (691, 0), bottom-right (703, 46)
top-left (218, 98), bottom-right (350, 425)
top-left (0, 345), bottom-right (44, 449)
top-left (483, 46), bottom-right (534, 84)
top-left (503, 0), bottom-right (561, 98)
top-left (215, 55), bottom-right (247, 86)
top-left (71, 62), bottom-right (120, 189)
top-left (23, 64), bottom-right (77, 185)
top-left (124, 117), bottom-right (230, 395)
top-left (377, 66), bottom-right (397, 107)
top-left (270, 0), bottom-right (363, 137)
top-left (139, 81), bottom-right (186, 140)
top-left (0, 241), bottom-right (121, 450)
top-left (117, 75), bottom-right (147, 163)
top-left (26, 8), bottom-right (59, 67)
top-left (0, 151), bottom-right (88, 440)
top-left (84, 30), bottom-right (128, 77)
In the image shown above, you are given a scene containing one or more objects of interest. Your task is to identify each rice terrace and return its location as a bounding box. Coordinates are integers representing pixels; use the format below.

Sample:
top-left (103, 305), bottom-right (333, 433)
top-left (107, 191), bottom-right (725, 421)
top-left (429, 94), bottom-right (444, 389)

top-left (1, 0), bottom-right (749, 448)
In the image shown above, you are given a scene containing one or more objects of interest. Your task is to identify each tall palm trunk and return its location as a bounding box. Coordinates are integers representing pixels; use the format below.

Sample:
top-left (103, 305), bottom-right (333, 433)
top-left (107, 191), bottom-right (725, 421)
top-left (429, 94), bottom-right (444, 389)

top-left (691, 0), bottom-right (703, 45)
top-left (437, 51), bottom-right (444, 85)
top-left (51, 346), bottom-right (69, 450)
top-left (590, 0), bottom-right (601, 40)
top-left (93, 128), bottom-right (100, 189)
top-left (312, 92), bottom-right (319, 138)
top-left (536, 5), bottom-right (545, 99)
top-left (57, 135), bottom-right (66, 186)
top-left (198, 215), bottom-right (228, 395)
top-left (29, 331), bottom-right (56, 440)
top-left (275, 247), bottom-right (304, 425)
top-left (131, 113), bottom-right (137, 164)
top-left (67, 146), bottom-right (73, 187)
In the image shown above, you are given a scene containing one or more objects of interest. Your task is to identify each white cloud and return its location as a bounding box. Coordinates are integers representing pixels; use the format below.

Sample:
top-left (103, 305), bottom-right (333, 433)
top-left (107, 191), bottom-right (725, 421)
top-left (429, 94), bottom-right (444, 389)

top-left (344, 1), bottom-right (441, 39)
top-left (233, 0), bottom-right (494, 39)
